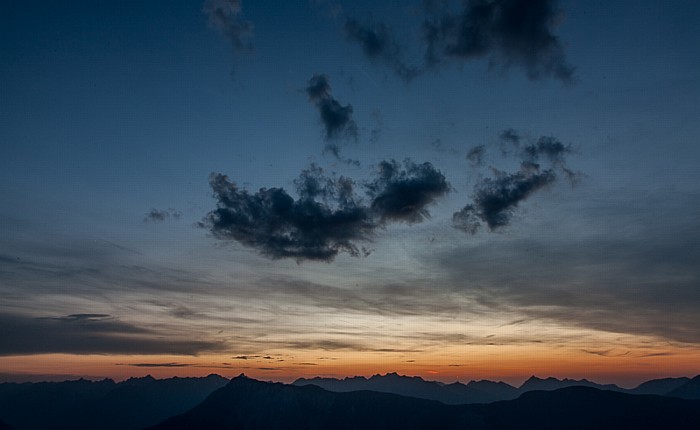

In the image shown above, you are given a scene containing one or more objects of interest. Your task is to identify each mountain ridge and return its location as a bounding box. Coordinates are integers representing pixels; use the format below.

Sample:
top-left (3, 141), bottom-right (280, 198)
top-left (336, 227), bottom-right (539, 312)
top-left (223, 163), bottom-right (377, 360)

top-left (147, 375), bottom-right (700, 430)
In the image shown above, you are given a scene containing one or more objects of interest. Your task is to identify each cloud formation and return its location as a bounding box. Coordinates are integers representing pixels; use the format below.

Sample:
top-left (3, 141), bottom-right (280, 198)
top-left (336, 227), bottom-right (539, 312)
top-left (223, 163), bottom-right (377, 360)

top-left (203, 166), bottom-right (374, 262)
top-left (339, 1), bottom-right (574, 82)
top-left (366, 159), bottom-right (450, 224)
top-left (203, 160), bottom-right (450, 261)
top-left (454, 165), bottom-right (556, 232)
top-left (466, 144), bottom-right (485, 166)
top-left (305, 74), bottom-right (359, 142)
top-left (143, 208), bottom-right (182, 223)
top-left (344, 19), bottom-right (420, 81)
top-left (423, 0), bottom-right (575, 81)
top-left (203, 0), bottom-right (253, 53)
top-left (454, 129), bottom-right (579, 233)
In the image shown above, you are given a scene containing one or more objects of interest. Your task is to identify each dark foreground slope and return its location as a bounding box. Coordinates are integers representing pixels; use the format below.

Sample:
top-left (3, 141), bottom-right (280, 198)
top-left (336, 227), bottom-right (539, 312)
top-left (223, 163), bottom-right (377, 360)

top-left (148, 375), bottom-right (700, 430)
top-left (0, 375), bottom-right (228, 430)
top-left (147, 376), bottom-right (473, 430)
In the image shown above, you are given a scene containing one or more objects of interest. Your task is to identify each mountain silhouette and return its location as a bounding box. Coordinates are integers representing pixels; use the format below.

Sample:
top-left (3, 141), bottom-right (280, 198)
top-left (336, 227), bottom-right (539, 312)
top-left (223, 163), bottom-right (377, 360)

top-left (0, 374), bottom-right (228, 430)
top-left (294, 373), bottom-right (628, 404)
top-left (629, 377), bottom-right (691, 395)
top-left (148, 375), bottom-right (479, 430)
top-left (294, 372), bottom-right (506, 404)
top-left (0, 419), bottom-right (15, 430)
top-left (464, 380), bottom-right (519, 400)
top-left (668, 375), bottom-right (700, 400)
top-left (148, 375), bottom-right (700, 430)
top-left (518, 375), bottom-right (623, 393)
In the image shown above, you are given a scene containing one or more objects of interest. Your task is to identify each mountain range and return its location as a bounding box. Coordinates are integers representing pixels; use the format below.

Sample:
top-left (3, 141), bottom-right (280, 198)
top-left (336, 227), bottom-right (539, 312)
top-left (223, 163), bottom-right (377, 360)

top-left (148, 375), bottom-right (700, 430)
top-left (1, 373), bottom-right (699, 429)
top-left (293, 372), bottom-right (700, 404)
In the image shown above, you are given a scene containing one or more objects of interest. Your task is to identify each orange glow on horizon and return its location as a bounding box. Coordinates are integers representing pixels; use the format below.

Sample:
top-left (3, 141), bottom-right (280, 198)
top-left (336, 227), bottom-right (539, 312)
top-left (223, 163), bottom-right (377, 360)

top-left (1, 343), bottom-right (699, 389)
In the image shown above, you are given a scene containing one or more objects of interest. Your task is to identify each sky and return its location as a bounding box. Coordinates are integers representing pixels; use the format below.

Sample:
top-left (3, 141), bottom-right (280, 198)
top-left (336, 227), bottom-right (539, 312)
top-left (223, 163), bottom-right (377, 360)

top-left (1, 0), bottom-right (700, 388)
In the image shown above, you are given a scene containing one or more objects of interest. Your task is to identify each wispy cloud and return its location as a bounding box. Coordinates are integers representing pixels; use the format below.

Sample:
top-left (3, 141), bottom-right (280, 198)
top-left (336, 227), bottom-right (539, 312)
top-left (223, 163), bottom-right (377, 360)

top-left (203, 0), bottom-right (253, 53)
top-left (143, 208), bottom-right (182, 223)
top-left (438, 195), bottom-right (700, 343)
top-left (0, 312), bottom-right (226, 356)
top-left (344, 19), bottom-right (420, 81)
top-left (121, 362), bottom-right (195, 368)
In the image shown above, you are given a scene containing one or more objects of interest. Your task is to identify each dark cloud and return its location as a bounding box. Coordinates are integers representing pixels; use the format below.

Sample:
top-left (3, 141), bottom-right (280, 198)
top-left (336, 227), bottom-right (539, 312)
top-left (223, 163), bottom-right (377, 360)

top-left (466, 144), bottom-right (485, 166)
top-left (305, 73), bottom-right (332, 102)
top-left (498, 128), bottom-right (521, 145)
top-left (455, 129), bottom-right (580, 233)
top-left (454, 164), bottom-right (556, 232)
top-left (203, 0), bottom-right (253, 52)
top-left (204, 160), bottom-right (451, 261)
top-left (0, 313), bottom-right (224, 356)
top-left (423, 0), bottom-right (575, 82)
top-left (522, 135), bottom-right (573, 165)
top-left (305, 74), bottom-right (358, 142)
top-left (366, 159), bottom-right (450, 224)
top-left (344, 19), bottom-right (420, 81)
top-left (144, 208), bottom-right (182, 223)
top-left (46, 313), bottom-right (111, 322)
top-left (202, 167), bottom-right (375, 262)
top-left (336, 1), bottom-right (574, 82)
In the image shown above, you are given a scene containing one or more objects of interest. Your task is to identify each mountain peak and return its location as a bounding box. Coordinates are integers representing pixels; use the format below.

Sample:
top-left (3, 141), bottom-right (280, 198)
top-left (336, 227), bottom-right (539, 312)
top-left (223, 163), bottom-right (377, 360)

top-left (229, 373), bottom-right (252, 382)
top-left (122, 374), bottom-right (156, 386)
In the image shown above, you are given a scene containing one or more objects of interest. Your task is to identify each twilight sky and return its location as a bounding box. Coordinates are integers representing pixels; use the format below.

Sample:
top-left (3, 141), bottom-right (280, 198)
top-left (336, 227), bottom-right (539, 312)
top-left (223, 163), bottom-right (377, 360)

top-left (1, 0), bottom-right (700, 387)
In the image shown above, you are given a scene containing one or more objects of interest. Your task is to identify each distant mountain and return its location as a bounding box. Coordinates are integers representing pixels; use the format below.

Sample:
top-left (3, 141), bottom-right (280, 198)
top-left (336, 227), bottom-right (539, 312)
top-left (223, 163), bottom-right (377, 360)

top-left (0, 419), bottom-right (15, 430)
top-left (148, 375), bottom-right (700, 430)
top-left (294, 373), bottom-right (629, 404)
top-left (294, 372), bottom-right (504, 404)
top-left (294, 372), bottom-right (523, 404)
top-left (0, 374), bottom-right (228, 430)
top-left (668, 375), bottom-right (700, 400)
top-left (630, 377), bottom-right (691, 395)
top-left (518, 375), bottom-right (624, 393)
top-left (465, 380), bottom-right (519, 400)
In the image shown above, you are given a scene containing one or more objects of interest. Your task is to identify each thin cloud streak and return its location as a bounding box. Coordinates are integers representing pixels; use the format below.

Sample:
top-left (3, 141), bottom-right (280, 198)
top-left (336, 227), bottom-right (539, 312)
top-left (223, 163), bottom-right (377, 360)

top-left (0, 313), bottom-right (226, 356)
